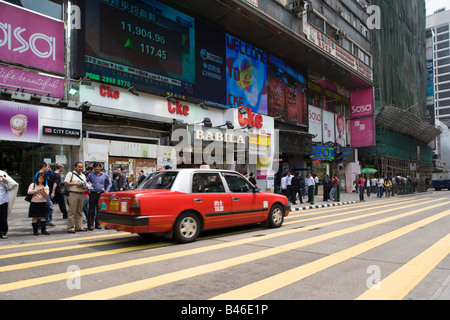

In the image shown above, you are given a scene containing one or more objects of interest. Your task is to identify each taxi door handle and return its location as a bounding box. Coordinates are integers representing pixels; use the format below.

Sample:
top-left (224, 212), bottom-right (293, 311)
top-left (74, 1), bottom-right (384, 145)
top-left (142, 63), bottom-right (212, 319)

top-left (194, 198), bottom-right (203, 203)
top-left (233, 197), bottom-right (240, 201)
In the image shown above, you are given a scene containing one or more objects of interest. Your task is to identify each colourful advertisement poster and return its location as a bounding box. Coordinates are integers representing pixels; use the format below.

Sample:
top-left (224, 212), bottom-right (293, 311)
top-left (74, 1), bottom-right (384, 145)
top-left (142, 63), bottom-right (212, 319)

top-left (350, 117), bottom-right (375, 147)
top-left (308, 105), bottom-right (322, 143)
top-left (350, 88), bottom-right (374, 119)
top-left (0, 1), bottom-right (65, 74)
top-left (335, 114), bottom-right (347, 147)
top-left (322, 110), bottom-right (336, 144)
top-left (267, 55), bottom-right (307, 125)
top-left (0, 100), bottom-right (39, 142)
top-left (226, 34), bottom-right (267, 115)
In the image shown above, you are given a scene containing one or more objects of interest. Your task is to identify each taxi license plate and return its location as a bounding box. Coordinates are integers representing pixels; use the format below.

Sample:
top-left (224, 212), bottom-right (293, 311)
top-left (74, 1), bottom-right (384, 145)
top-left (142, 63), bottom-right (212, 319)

top-left (110, 200), bottom-right (119, 211)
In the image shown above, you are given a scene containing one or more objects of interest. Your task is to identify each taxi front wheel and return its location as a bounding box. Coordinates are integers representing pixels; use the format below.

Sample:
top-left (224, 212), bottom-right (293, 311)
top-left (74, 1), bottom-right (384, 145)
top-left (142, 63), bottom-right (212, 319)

top-left (174, 212), bottom-right (201, 243)
top-left (267, 204), bottom-right (284, 228)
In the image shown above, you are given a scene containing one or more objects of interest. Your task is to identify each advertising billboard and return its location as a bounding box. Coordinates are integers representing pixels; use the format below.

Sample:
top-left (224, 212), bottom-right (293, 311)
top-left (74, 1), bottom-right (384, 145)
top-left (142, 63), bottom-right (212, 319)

top-left (226, 34), bottom-right (267, 115)
top-left (0, 1), bottom-right (64, 74)
top-left (350, 88), bottom-right (374, 119)
top-left (267, 55), bottom-right (307, 125)
top-left (84, 0), bottom-right (196, 97)
top-left (0, 100), bottom-right (39, 143)
top-left (350, 117), bottom-right (375, 148)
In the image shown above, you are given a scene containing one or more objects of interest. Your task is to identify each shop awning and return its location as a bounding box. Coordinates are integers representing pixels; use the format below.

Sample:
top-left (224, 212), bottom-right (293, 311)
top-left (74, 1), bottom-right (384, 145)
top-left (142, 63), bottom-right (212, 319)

top-left (375, 105), bottom-right (441, 144)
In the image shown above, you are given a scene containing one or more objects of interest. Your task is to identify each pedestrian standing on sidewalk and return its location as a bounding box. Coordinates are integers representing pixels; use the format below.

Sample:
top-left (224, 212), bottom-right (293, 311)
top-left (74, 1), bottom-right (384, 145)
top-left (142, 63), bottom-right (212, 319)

top-left (305, 172), bottom-right (315, 204)
top-left (329, 174), bottom-right (339, 201)
top-left (377, 176), bottom-right (385, 198)
top-left (366, 175), bottom-right (371, 197)
top-left (65, 162), bottom-right (87, 234)
top-left (384, 178), bottom-right (392, 198)
top-left (359, 175), bottom-right (366, 201)
top-left (0, 174), bottom-right (9, 239)
top-left (28, 172), bottom-right (50, 236)
top-left (86, 163), bottom-right (111, 230)
top-left (49, 164), bottom-right (68, 219)
top-left (323, 174), bottom-right (331, 201)
top-left (280, 173), bottom-right (288, 198)
top-left (290, 172), bottom-right (302, 204)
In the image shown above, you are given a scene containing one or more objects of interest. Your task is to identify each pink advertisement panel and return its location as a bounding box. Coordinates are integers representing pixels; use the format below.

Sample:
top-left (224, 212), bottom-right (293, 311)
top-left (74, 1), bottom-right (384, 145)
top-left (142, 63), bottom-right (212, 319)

top-left (0, 1), bottom-right (64, 74)
top-left (0, 100), bottom-right (39, 142)
top-left (0, 65), bottom-right (65, 97)
top-left (350, 117), bottom-right (375, 148)
top-left (350, 88), bottom-right (374, 119)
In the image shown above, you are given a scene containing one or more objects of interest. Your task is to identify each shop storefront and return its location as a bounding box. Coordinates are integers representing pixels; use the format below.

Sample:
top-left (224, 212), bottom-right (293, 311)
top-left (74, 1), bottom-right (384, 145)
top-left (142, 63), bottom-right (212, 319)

top-left (79, 83), bottom-right (277, 189)
top-left (0, 100), bottom-right (82, 195)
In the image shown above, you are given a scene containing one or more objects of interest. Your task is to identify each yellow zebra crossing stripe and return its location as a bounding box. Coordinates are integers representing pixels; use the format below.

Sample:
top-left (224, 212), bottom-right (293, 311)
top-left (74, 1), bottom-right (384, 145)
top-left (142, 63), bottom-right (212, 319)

top-left (356, 233), bottom-right (450, 300)
top-left (62, 201), bottom-right (450, 300)
top-left (211, 210), bottom-right (450, 300)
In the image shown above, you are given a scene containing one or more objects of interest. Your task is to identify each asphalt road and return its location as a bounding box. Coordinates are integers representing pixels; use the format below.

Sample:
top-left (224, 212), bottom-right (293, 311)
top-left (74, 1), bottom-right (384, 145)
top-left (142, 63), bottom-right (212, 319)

top-left (0, 191), bottom-right (449, 304)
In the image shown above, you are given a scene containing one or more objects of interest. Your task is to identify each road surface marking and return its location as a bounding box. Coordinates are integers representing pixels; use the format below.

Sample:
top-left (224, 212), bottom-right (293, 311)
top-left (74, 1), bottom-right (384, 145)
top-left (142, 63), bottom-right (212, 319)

top-left (211, 211), bottom-right (450, 300)
top-left (62, 201), bottom-right (450, 300)
top-left (356, 233), bottom-right (450, 300)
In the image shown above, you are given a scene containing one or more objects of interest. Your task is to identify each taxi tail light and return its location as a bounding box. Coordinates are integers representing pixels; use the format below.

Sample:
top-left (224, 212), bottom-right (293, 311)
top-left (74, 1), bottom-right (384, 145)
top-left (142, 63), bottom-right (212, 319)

top-left (130, 197), bottom-right (141, 215)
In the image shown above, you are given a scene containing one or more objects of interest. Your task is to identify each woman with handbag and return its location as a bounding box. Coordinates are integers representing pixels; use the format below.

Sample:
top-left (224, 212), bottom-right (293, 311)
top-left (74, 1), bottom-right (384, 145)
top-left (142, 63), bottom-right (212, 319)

top-left (28, 172), bottom-right (50, 236)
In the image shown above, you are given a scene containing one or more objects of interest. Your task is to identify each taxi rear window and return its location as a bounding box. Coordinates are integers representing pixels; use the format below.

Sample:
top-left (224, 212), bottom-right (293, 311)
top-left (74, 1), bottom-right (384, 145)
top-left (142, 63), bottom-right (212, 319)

top-left (137, 172), bottom-right (178, 190)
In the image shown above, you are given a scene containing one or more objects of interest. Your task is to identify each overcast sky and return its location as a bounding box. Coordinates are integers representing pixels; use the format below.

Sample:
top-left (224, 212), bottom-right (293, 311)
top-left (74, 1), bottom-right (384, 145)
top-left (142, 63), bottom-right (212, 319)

top-left (426, 0), bottom-right (448, 16)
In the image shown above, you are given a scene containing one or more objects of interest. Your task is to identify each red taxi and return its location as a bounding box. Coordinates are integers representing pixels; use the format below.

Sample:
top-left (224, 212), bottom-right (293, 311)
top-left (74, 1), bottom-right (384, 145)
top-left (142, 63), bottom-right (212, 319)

top-left (98, 169), bottom-right (290, 243)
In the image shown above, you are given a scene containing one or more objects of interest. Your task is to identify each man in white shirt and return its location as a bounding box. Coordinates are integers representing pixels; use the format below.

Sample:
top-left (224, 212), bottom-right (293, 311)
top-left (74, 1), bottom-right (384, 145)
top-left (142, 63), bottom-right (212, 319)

top-left (64, 162), bottom-right (87, 233)
top-left (377, 177), bottom-right (385, 198)
top-left (305, 172), bottom-right (315, 204)
top-left (280, 173), bottom-right (288, 199)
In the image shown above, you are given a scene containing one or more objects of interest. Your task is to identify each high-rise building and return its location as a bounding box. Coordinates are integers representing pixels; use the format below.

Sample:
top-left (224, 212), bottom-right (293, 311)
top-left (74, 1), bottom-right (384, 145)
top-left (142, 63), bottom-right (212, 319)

top-left (427, 9), bottom-right (450, 127)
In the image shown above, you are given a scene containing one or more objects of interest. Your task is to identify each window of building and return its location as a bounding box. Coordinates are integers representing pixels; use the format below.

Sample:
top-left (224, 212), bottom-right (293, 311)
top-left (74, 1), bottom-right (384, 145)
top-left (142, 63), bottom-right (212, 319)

top-left (438, 74), bottom-right (450, 82)
top-left (438, 66), bottom-right (450, 75)
top-left (437, 49), bottom-right (450, 58)
top-left (437, 25), bottom-right (450, 34)
top-left (439, 83), bottom-right (450, 91)
top-left (4, 0), bottom-right (63, 20)
top-left (438, 57), bottom-right (450, 66)
top-left (439, 91), bottom-right (450, 99)
top-left (437, 33), bottom-right (450, 42)
top-left (439, 100), bottom-right (450, 107)
top-left (437, 42), bottom-right (450, 50)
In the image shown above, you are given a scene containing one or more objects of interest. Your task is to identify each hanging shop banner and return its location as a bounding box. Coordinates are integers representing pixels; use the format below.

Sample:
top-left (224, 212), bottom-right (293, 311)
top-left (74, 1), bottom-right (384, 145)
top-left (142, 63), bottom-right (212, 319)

top-left (267, 55), bottom-right (307, 125)
top-left (350, 88), bottom-right (374, 119)
top-left (0, 1), bottom-right (64, 74)
top-left (322, 110), bottom-right (336, 144)
top-left (0, 64), bottom-right (65, 98)
top-left (308, 105), bottom-right (322, 143)
top-left (335, 114), bottom-right (347, 147)
top-left (226, 34), bottom-right (268, 115)
top-left (350, 117), bottom-right (375, 148)
top-left (0, 100), bottom-right (39, 142)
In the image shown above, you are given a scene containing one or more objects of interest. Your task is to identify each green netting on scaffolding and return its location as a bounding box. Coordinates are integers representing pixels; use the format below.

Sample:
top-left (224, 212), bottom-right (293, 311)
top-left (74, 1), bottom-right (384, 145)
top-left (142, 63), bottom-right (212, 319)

top-left (359, 129), bottom-right (433, 164)
top-left (371, 0), bottom-right (427, 120)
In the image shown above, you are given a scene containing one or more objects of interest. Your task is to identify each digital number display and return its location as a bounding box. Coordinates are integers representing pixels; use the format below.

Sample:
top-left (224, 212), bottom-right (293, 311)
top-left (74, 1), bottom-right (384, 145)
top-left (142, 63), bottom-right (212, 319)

top-left (84, 0), bottom-right (195, 94)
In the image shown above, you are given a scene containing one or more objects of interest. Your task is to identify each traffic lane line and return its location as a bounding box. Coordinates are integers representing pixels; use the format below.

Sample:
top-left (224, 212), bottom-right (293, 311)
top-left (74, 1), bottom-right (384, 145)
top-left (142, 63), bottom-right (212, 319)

top-left (0, 198), bottom-right (441, 274)
top-left (284, 197), bottom-right (428, 226)
top-left (286, 197), bottom-right (428, 218)
top-left (61, 201), bottom-right (450, 300)
top-left (211, 210), bottom-right (450, 300)
top-left (356, 233), bottom-right (450, 300)
top-left (0, 232), bottom-right (131, 251)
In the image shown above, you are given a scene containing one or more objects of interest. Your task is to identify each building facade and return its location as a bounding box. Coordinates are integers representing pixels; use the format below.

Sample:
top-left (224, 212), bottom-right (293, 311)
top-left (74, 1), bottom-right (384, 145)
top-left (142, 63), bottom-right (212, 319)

top-left (0, 0), bottom-right (378, 194)
top-left (427, 9), bottom-right (450, 128)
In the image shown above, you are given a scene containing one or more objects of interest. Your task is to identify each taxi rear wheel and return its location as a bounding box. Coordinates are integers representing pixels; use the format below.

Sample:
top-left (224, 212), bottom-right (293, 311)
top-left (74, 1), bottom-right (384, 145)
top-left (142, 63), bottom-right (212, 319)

top-left (173, 212), bottom-right (201, 243)
top-left (267, 204), bottom-right (284, 228)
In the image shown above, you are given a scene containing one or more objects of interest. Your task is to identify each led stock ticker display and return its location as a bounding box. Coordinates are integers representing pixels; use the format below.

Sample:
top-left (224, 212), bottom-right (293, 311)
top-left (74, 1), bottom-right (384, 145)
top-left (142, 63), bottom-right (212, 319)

top-left (84, 0), bottom-right (195, 96)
